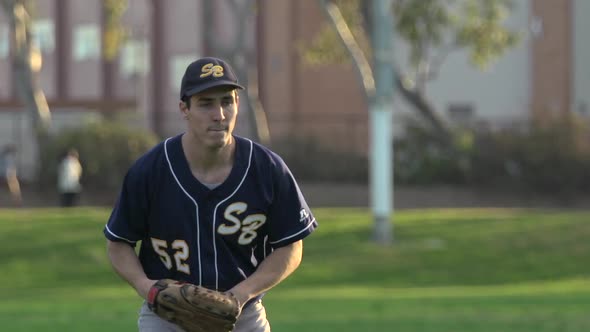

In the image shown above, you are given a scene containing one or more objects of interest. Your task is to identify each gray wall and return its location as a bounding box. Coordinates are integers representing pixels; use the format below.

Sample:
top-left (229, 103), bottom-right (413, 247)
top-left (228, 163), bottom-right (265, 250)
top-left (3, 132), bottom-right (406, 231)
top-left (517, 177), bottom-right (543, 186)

top-left (573, 0), bottom-right (590, 118)
top-left (392, 0), bottom-right (532, 131)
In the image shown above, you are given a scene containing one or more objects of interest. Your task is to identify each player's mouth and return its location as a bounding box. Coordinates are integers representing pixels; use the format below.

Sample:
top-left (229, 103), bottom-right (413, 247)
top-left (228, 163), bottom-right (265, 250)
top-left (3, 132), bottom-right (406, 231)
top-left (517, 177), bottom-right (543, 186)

top-left (208, 127), bottom-right (227, 132)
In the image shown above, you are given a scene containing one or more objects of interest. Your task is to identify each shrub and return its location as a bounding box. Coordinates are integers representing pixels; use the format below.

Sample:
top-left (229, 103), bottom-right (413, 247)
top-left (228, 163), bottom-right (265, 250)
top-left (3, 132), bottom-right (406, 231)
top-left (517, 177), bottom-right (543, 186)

top-left (479, 123), bottom-right (590, 195)
top-left (40, 120), bottom-right (159, 191)
top-left (272, 135), bottom-right (368, 183)
top-left (393, 121), bottom-right (469, 185)
top-left (394, 118), bottom-right (590, 195)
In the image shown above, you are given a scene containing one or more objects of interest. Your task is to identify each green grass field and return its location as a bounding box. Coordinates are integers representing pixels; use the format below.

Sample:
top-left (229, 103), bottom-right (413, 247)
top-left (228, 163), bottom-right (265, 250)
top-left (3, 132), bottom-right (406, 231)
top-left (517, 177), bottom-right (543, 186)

top-left (0, 208), bottom-right (589, 331)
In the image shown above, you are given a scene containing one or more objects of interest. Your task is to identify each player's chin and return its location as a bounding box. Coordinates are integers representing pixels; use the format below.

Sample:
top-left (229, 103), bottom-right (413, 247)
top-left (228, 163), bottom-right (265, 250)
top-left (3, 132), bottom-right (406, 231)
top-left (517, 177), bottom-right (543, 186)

top-left (205, 131), bottom-right (230, 147)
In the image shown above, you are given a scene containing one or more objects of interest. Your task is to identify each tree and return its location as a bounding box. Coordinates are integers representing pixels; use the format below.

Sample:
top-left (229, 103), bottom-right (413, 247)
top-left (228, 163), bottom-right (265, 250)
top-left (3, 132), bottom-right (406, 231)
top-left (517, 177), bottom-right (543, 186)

top-left (101, 0), bottom-right (270, 144)
top-left (305, 0), bottom-right (520, 143)
top-left (203, 0), bottom-right (271, 146)
top-left (1, 0), bottom-right (51, 138)
top-left (315, 0), bottom-right (397, 245)
top-left (308, 0), bottom-right (519, 245)
top-left (0, 0), bottom-right (132, 181)
top-left (1, 0), bottom-right (51, 185)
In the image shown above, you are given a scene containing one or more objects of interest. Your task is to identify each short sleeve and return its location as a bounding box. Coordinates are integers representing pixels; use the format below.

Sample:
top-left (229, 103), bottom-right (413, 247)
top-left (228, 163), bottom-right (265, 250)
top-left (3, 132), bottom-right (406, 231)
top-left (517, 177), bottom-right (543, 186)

top-left (103, 167), bottom-right (150, 245)
top-left (267, 156), bottom-right (318, 248)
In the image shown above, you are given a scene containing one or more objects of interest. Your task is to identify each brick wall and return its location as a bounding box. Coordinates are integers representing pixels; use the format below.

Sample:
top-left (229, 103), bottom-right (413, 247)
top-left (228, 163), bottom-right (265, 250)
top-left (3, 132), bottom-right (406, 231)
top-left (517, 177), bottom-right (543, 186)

top-left (530, 0), bottom-right (573, 123)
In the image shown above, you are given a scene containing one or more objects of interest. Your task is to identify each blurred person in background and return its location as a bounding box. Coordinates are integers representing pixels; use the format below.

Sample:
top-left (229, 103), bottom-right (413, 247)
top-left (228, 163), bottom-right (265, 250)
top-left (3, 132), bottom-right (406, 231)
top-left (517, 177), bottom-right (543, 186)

top-left (57, 148), bottom-right (82, 207)
top-left (0, 144), bottom-right (22, 206)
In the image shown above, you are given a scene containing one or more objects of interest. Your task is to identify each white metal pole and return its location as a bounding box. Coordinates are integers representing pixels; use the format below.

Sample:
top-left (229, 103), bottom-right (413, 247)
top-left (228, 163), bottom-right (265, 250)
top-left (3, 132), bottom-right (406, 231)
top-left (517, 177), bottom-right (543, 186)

top-left (370, 0), bottom-right (394, 245)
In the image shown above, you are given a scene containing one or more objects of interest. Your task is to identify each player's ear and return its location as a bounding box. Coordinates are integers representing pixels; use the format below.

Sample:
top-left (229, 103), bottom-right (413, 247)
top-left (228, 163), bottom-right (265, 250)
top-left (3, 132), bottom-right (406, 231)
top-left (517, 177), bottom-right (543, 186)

top-left (179, 100), bottom-right (189, 118)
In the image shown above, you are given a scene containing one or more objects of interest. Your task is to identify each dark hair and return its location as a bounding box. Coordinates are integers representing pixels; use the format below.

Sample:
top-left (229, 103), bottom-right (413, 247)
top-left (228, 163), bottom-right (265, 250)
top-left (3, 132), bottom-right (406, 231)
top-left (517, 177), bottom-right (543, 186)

top-left (68, 148), bottom-right (79, 159)
top-left (182, 88), bottom-right (238, 110)
top-left (182, 97), bottom-right (191, 109)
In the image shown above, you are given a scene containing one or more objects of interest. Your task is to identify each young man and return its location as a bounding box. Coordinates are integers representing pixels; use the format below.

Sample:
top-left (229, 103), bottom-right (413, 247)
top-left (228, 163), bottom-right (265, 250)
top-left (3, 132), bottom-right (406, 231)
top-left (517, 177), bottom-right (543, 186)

top-left (104, 57), bottom-right (318, 332)
top-left (57, 148), bottom-right (83, 207)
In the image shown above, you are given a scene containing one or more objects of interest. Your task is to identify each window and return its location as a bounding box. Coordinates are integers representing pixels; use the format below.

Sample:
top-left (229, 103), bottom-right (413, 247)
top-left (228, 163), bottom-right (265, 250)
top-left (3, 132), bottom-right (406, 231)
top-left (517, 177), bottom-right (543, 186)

top-left (73, 24), bottom-right (101, 60)
top-left (120, 39), bottom-right (150, 78)
top-left (0, 24), bottom-right (8, 58)
top-left (447, 103), bottom-right (475, 127)
top-left (32, 19), bottom-right (55, 53)
top-left (578, 102), bottom-right (588, 116)
top-left (170, 55), bottom-right (199, 93)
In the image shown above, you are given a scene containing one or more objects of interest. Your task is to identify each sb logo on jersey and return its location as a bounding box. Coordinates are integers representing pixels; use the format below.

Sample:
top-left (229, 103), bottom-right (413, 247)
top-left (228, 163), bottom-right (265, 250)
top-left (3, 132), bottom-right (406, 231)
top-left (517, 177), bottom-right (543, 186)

top-left (200, 63), bottom-right (224, 78)
top-left (218, 202), bottom-right (266, 245)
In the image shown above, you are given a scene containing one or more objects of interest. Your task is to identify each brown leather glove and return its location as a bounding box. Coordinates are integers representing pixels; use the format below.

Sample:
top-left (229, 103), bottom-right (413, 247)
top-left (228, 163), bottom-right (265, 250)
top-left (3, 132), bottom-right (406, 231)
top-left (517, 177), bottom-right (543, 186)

top-left (147, 279), bottom-right (241, 332)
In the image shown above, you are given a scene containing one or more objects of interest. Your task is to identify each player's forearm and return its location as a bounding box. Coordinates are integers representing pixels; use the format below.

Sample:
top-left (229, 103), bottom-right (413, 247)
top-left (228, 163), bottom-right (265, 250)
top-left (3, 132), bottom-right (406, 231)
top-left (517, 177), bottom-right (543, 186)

top-left (106, 240), bottom-right (155, 299)
top-left (229, 240), bottom-right (303, 306)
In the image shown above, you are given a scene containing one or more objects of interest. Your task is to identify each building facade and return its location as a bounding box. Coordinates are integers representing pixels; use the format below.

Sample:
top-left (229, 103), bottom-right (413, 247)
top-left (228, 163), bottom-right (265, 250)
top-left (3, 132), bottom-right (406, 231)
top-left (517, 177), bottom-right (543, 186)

top-left (0, 0), bottom-right (587, 180)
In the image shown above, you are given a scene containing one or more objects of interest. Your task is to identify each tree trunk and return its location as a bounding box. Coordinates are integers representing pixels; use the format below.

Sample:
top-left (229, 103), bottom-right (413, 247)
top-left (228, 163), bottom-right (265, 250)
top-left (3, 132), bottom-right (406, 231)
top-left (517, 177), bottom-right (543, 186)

top-left (205, 0), bottom-right (271, 146)
top-left (319, 0), bottom-right (453, 146)
top-left (2, 0), bottom-right (52, 182)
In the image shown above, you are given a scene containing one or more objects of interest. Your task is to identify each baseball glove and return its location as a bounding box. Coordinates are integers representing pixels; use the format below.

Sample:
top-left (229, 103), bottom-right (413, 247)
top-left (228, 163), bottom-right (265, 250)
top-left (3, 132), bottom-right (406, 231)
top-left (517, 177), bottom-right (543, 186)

top-left (147, 279), bottom-right (241, 332)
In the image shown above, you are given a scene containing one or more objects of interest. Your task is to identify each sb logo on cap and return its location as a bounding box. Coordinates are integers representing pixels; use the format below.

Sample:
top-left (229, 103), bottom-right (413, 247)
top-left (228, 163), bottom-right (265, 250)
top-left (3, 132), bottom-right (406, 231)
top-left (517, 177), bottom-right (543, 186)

top-left (200, 63), bottom-right (224, 78)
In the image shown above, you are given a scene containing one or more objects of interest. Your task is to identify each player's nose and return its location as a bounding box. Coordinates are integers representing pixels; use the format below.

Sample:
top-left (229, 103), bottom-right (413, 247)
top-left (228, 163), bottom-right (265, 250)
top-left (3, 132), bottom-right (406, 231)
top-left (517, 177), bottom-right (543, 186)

top-left (211, 104), bottom-right (225, 121)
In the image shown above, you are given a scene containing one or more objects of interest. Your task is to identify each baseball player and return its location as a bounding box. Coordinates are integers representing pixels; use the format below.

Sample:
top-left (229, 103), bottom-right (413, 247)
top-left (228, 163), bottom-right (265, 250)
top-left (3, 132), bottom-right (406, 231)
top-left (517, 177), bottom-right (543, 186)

top-left (104, 57), bottom-right (318, 332)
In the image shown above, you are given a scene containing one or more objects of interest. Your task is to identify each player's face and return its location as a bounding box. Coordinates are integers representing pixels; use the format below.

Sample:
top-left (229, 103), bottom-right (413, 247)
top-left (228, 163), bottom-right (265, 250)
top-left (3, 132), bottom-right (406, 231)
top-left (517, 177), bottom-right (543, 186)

top-left (181, 87), bottom-right (239, 149)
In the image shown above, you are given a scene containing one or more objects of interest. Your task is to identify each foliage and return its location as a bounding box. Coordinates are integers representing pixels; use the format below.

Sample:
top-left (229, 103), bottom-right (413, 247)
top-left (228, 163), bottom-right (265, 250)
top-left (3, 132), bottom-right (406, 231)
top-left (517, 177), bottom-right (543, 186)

top-left (102, 0), bottom-right (129, 60)
top-left (394, 0), bottom-right (519, 70)
top-left (454, 0), bottom-right (520, 68)
top-left (304, 0), bottom-right (520, 73)
top-left (474, 121), bottom-right (590, 195)
top-left (271, 118), bottom-right (590, 195)
top-left (303, 0), bottom-right (521, 144)
top-left (301, 0), bottom-right (371, 66)
top-left (39, 120), bottom-right (158, 191)
top-left (272, 135), bottom-right (368, 183)
top-left (1, 208), bottom-right (590, 331)
top-left (394, 118), bottom-right (467, 184)
top-left (394, 118), bottom-right (590, 196)
top-left (1, 0), bottom-right (52, 136)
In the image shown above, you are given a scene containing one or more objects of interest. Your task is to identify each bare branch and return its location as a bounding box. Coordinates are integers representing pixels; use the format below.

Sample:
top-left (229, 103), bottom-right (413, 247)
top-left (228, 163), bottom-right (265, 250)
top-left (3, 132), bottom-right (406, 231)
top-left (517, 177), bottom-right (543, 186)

top-left (4, 0), bottom-right (52, 133)
top-left (209, 0), bottom-right (270, 145)
top-left (395, 73), bottom-right (451, 143)
top-left (427, 42), bottom-right (457, 81)
top-left (319, 0), bottom-right (375, 99)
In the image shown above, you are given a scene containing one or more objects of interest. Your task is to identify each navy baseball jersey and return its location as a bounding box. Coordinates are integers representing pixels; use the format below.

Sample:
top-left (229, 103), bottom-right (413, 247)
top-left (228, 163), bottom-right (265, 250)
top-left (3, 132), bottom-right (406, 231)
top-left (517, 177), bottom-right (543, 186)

top-left (104, 134), bottom-right (317, 293)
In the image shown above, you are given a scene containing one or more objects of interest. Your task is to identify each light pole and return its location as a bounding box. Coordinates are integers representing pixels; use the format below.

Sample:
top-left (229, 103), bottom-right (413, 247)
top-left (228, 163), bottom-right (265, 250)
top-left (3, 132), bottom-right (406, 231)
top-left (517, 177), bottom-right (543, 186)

top-left (369, 0), bottom-right (394, 245)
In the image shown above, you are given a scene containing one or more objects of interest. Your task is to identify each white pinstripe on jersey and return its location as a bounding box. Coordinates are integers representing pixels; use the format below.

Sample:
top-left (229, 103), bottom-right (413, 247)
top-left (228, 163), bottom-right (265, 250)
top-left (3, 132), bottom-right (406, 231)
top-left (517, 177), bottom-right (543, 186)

top-left (163, 137), bottom-right (203, 285)
top-left (212, 139), bottom-right (254, 289)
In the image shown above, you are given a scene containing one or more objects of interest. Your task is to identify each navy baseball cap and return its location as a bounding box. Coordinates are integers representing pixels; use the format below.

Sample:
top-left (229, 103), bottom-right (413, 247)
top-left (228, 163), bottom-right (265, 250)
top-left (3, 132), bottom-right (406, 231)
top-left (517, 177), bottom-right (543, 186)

top-left (180, 57), bottom-right (244, 100)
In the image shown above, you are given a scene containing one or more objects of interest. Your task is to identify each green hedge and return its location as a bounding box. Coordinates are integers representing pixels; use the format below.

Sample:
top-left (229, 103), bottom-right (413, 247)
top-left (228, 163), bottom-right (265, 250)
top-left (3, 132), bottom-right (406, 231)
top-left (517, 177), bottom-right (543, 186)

top-left (394, 121), bottom-right (590, 195)
top-left (38, 119), bottom-right (589, 196)
top-left (272, 136), bottom-right (368, 183)
top-left (273, 121), bottom-right (590, 196)
top-left (473, 124), bottom-right (590, 194)
top-left (40, 121), bottom-right (159, 191)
